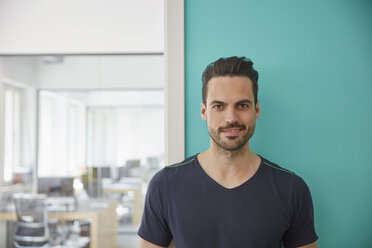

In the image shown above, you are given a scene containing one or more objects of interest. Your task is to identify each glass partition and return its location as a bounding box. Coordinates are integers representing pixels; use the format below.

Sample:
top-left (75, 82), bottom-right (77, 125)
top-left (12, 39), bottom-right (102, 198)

top-left (0, 55), bottom-right (164, 246)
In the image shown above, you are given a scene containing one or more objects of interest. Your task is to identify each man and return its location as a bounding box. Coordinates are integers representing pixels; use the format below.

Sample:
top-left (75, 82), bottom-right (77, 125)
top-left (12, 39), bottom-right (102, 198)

top-left (138, 56), bottom-right (318, 248)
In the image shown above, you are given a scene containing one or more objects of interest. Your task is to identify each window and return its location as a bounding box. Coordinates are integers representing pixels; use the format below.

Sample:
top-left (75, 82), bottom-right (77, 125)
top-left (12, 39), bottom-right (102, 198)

top-left (3, 83), bottom-right (34, 185)
top-left (37, 89), bottom-right (164, 177)
top-left (87, 92), bottom-right (164, 167)
top-left (38, 90), bottom-right (86, 177)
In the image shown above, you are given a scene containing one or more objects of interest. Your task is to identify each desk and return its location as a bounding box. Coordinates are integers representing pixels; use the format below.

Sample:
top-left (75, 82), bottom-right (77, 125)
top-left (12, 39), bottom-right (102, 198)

top-left (103, 182), bottom-right (142, 225)
top-left (0, 199), bottom-right (117, 248)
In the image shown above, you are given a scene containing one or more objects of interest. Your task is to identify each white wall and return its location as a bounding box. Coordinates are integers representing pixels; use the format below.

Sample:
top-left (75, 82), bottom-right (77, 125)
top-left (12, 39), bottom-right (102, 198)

top-left (164, 0), bottom-right (184, 164)
top-left (0, 55), bottom-right (163, 89)
top-left (1, 57), bottom-right (38, 87)
top-left (0, 0), bottom-right (164, 54)
top-left (35, 55), bottom-right (164, 89)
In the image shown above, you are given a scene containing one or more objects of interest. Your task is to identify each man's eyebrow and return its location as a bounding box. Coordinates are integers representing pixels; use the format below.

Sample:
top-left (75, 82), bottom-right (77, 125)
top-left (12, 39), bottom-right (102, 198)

top-left (237, 99), bottom-right (253, 105)
top-left (209, 100), bottom-right (225, 105)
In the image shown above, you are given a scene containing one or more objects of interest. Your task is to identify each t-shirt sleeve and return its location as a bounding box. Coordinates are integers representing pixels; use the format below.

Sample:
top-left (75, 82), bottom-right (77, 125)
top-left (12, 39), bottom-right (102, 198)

top-left (137, 170), bottom-right (172, 247)
top-left (282, 175), bottom-right (318, 248)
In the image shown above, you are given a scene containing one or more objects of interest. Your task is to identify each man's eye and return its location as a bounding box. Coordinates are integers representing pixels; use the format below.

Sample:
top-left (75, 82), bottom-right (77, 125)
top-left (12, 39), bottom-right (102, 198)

top-left (239, 104), bottom-right (249, 109)
top-left (213, 105), bottom-right (222, 110)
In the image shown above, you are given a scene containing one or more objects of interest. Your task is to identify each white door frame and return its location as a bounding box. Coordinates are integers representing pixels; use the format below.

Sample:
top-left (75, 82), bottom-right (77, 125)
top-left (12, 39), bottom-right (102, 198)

top-left (0, 0), bottom-right (184, 185)
top-left (164, 0), bottom-right (185, 165)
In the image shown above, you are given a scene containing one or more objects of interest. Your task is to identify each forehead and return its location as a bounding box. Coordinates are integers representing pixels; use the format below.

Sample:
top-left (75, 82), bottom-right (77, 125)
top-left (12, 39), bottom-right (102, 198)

top-left (206, 76), bottom-right (254, 103)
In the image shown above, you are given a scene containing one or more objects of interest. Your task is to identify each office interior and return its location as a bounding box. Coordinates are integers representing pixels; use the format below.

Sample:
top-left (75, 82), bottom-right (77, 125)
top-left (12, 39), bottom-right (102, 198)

top-left (0, 54), bottom-right (164, 247)
top-left (0, 1), bottom-right (168, 247)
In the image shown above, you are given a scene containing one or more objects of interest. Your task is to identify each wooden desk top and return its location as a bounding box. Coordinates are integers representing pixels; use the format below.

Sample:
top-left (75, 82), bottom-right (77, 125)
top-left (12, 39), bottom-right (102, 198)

top-left (0, 198), bottom-right (116, 221)
top-left (0, 198), bottom-right (118, 248)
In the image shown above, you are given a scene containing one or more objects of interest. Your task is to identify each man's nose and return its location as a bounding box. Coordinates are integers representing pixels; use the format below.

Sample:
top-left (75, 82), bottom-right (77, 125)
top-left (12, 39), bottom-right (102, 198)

top-left (225, 107), bottom-right (238, 123)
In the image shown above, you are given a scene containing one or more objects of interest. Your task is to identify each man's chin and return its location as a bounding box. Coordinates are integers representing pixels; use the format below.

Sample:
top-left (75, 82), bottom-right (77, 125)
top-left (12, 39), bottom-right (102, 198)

top-left (220, 145), bottom-right (244, 152)
top-left (219, 140), bottom-right (246, 151)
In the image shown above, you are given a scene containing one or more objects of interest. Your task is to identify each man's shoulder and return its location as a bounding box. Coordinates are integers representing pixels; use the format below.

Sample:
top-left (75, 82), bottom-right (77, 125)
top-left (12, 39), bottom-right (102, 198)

top-left (148, 155), bottom-right (198, 189)
top-left (260, 156), bottom-right (311, 192)
top-left (260, 156), bottom-right (295, 176)
top-left (164, 155), bottom-right (197, 170)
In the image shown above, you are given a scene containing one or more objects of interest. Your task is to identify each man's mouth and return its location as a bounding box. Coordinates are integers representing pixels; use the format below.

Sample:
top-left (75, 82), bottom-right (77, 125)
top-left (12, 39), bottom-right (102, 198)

top-left (219, 125), bottom-right (245, 137)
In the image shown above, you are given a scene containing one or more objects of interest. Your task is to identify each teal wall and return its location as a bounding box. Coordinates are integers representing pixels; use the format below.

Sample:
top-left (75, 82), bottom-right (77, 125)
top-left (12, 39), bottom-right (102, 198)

top-left (185, 0), bottom-right (372, 247)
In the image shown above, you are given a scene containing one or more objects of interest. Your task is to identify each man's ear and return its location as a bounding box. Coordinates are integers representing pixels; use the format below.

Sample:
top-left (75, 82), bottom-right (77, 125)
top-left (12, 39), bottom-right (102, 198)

top-left (201, 102), bottom-right (207, 120)
top-left (255, 101), bottom-right (260, 119)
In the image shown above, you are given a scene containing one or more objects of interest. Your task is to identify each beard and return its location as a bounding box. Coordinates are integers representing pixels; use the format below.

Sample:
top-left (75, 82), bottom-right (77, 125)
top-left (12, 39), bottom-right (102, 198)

top-left (207, 122), bottom-right (255, 151)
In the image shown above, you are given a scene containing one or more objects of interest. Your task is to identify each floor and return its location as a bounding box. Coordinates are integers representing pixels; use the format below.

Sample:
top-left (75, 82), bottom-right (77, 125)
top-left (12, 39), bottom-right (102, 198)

top-left (117, 223), bottom-right (140, 248)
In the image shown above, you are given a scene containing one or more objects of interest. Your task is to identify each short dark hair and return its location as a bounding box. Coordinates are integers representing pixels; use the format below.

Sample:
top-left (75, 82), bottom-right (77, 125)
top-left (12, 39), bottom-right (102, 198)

top-left (202, 56), bottom-right (259, 105)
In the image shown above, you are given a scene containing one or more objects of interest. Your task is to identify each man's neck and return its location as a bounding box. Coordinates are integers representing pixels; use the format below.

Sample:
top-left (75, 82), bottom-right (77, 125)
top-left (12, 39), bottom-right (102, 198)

top-left (197, 143), bottom-right (261, 189)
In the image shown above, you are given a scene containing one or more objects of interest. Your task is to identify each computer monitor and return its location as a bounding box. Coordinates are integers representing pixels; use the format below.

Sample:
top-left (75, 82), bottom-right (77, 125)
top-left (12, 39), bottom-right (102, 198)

top-left (38, 177), bottom-right (74, 197)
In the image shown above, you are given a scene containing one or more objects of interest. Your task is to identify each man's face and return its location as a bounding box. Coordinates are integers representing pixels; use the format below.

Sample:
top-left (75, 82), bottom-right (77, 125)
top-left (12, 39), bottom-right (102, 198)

top-left (201, 76), bottom-right (259, 151)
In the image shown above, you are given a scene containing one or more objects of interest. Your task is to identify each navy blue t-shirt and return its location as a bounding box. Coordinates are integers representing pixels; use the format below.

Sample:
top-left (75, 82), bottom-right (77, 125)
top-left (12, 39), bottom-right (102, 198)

top-left (138, 155), bottom-right (318, 248)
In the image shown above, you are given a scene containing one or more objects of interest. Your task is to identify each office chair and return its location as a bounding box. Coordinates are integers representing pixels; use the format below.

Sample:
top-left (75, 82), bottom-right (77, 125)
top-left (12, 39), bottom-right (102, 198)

top-left (12, 193), bottom-right (50, 248)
